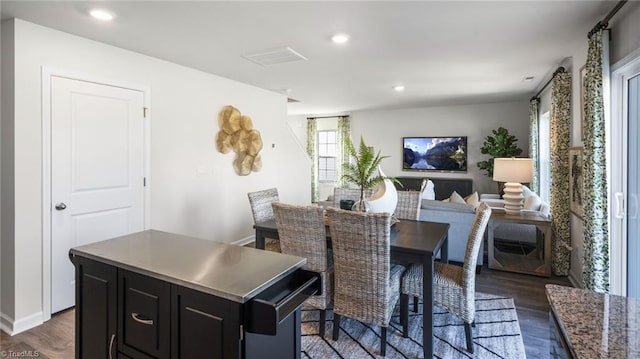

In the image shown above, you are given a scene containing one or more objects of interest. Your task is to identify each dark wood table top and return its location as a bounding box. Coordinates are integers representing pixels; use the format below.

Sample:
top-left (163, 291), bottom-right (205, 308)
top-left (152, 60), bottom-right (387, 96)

top-left (255, 219), bottom-right (449, 256)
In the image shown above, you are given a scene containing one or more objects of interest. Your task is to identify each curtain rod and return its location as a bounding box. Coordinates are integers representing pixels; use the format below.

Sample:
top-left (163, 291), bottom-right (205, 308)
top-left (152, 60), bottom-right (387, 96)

top-left (588, 0), bottom-right (628, 39)
top-left (530, 66), bottom-right (566, 101)
top-left (306, 115), bottom-right (349, 120)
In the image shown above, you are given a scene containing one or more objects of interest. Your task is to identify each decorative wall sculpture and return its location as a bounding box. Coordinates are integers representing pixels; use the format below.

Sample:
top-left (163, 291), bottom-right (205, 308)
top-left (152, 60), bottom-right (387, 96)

top-left (215, 105), bottom-right (263, 176)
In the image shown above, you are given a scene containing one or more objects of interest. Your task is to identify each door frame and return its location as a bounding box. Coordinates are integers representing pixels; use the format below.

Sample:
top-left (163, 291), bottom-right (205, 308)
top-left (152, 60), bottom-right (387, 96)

top-left (41, 67), bottom-right (151, 320)
top-left (610, 48), bottom-right (640, 296)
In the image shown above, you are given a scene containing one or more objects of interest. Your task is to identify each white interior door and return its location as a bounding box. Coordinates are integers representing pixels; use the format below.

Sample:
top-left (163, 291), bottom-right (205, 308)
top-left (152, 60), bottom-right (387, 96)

top-left (51, 76), bottom-right (145, 313)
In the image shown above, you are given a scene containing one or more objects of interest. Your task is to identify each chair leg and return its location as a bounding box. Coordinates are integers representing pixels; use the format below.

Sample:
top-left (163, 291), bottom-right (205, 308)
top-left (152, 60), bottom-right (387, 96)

top-left (332, 314), bottom-right (341, 340)
top-left (319, 310), bottom-right (326, 338)
top-left (464, 322), bottom-right (474, 353)
top-left (400, 293), bottom-right (409, 338)
top-left (380, 326), bottom-right (387, 356)
top-left (413, 296), bottom-right (419, 313)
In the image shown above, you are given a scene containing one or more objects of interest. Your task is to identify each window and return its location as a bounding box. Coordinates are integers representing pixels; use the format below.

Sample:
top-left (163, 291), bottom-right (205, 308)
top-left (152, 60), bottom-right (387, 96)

top-left (318, 130), bottom-right (337, 182)
top-left (539, 111), bottom-right (551, 203)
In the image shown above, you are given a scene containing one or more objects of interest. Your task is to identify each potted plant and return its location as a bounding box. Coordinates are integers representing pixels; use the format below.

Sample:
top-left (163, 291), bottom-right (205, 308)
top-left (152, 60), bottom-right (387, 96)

top-left (476, 126), bottom-right (523, 194)
top-left (341, 136), bottom-right (399, 211)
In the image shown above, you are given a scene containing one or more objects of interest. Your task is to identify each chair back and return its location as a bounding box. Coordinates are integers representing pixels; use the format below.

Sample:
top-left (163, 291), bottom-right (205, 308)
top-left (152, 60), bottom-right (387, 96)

top-left (272, 202), bottom-right (328, 272)
top-left (462, 202), bottom-right (492, 287)
top-left (332, 187), bottom-right (373, 208)
top-left (247, 188), bottom-right (279, 223)
top-left (325, 207), bottom-right (393, 326)
top-left (394, 191), bottom-right (422, 220)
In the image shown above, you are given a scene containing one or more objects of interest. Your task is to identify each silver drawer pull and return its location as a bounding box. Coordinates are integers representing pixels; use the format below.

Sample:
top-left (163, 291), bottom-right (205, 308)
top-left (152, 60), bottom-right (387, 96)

top-left (131, 312), bottom-right (154, 325)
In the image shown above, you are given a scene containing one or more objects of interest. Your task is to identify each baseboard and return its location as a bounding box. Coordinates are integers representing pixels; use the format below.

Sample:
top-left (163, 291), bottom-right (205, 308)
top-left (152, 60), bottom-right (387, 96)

top-left (0, 311), bottom-right (43, 335)
top-left (231, 235), bottom-right (255, 247)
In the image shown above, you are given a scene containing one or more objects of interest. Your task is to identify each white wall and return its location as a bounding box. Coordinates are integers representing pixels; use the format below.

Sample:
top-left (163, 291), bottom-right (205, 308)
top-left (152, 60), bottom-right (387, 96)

top-left (347, 101), bottom-right (530, 196)
top-left (1, 18), bottom-right (16, 330)
top-left (1, 19), bottom-right (310, 334)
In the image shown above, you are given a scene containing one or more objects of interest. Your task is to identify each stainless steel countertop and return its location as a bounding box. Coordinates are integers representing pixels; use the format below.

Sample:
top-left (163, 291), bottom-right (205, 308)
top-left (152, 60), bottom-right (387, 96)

top-left (69, 230), bottom-right (306, 304)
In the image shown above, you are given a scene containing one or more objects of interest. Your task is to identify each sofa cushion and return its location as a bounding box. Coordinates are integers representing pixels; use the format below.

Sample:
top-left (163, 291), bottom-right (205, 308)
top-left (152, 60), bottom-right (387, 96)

top-left (421, 199), bottom-right (475, 213)
top-left (465, 191), bottom-right (479, 208)
top-left (524, 193), bottom-right (542, 211)
top-left (421, 179), bottom-right (436, 200)
top-left (449, 191), bottom-right (466, 204)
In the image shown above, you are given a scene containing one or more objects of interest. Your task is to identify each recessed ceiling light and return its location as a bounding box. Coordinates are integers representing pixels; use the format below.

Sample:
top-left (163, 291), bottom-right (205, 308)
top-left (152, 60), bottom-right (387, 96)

top-left (523, 76), bottom-right (535, 82)
top-left (393, 85), bottom-right (405, 92)
top-left (90, 9), bottom-right (114, 21)
top-left (331, 34), bottom-right (349, 44)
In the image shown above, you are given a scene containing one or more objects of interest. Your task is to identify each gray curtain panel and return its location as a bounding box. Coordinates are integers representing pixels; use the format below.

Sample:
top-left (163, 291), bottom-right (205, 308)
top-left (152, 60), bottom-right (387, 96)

top-left (307, 118), bottom-right (318, 203)
top-left (550, 71), bottom-right (572, 276)
top-left (582, 29), bottom-right (610, 292)
top-left (529, 99), bottom-right (540, 194)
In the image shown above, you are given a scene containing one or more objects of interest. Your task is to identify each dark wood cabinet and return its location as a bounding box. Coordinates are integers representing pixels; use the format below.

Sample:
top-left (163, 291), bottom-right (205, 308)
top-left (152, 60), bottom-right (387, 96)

top-left (118, 270), bottom-right (171, 359)
top-left (74, 256), bottom-right (117, 359)
top-left (172, 285), bottom-right (241, 359)
top-left (73, 256), bottom-right (317, 359)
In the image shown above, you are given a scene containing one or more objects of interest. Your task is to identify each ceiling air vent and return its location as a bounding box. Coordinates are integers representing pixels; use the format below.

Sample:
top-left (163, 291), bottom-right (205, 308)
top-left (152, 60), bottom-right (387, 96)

top-left (242, 47), bottom-right (308, 66)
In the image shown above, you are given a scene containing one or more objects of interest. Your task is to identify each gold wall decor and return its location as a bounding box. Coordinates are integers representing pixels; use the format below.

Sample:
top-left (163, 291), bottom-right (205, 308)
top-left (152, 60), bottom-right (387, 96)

top-left (216, 105), bottom-right (263, 176)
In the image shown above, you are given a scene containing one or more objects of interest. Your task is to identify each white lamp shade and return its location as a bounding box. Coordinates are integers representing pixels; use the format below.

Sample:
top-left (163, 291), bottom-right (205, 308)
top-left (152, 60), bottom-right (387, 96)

top-left (493, 158), bottom-right (533, 183)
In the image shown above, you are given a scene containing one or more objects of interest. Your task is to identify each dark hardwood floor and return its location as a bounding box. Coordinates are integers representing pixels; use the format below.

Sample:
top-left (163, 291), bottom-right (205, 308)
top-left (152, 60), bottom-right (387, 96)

top-left (475, 266), bottom-right (571, 358)
top-left (0, 263), bottom-right (570, 359)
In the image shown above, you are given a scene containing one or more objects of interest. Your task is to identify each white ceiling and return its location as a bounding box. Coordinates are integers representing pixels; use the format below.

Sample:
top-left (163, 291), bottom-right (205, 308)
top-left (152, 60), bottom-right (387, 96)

top-left (1, 1), bottom-right (611, 115)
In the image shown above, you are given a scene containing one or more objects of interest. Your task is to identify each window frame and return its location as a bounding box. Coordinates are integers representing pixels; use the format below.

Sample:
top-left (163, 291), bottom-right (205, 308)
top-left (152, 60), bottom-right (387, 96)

top-left (317, 130), bottom-right (338, 182)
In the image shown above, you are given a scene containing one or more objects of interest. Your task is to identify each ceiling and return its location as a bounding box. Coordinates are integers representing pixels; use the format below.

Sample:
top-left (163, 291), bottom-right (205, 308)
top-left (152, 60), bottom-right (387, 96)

top-left (1, 1), bottom-right (611, 115)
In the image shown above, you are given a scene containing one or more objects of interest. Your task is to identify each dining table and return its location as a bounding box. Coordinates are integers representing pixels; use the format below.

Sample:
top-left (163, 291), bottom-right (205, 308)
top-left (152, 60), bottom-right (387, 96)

top-left (254, 218), bottom-right (449, 359)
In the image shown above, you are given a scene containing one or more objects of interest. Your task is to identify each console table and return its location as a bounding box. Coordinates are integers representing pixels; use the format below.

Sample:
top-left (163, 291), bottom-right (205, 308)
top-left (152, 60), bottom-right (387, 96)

top-left (487, 211), bottom-right (552, 277)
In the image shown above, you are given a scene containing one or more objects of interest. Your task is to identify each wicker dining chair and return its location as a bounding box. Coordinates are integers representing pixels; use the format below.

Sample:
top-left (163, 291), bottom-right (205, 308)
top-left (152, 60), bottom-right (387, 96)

top-left (272, 202), bottom-right (333, 338)
top-left (247, 188), bottom-right (280, 250)
top-left (400, 202), bottom-right (491, 353)
top-left (393, 190), bottom-right (422, 220)
top-left (332, 187), bottom-right (373, 208)
top-left (325, 207), bottom-right (405, 356)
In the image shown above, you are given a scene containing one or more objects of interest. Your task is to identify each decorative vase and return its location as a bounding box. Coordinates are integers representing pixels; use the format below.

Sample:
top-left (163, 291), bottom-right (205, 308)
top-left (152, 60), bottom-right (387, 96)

top-left (363, 166), bottom-right (398, 214)
top-left (351, 200), bottom-right (369, 212)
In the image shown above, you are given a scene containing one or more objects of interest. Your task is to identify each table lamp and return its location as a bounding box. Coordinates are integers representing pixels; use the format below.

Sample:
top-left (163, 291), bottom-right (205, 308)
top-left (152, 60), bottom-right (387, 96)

top-left (492, 158), bottom-right (533, 214)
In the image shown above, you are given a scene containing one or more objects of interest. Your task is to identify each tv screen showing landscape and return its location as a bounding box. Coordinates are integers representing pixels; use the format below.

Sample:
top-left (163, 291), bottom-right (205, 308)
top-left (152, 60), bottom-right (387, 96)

top-left (403, 136), bottom-right (467, 172)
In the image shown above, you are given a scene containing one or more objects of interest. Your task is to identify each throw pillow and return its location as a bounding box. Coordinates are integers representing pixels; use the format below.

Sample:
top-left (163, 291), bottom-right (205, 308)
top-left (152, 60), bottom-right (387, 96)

top-left (465, 191), bottom-right (480, 208)
top-left (524, 193), bottom-right (542, 211)
top-left (521, 185), bottom-right (533, 199)
top-left (421, 179), bottom-right (436, 200)
top-left (448, 191), bottom-right (466, 204)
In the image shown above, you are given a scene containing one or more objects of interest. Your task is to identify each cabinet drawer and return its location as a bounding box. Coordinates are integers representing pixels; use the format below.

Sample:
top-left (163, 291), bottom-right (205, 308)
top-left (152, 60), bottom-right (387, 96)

top-left (118, 270), bottom-right (170, 359)
top-left (246, 269), bottom-right (319, 335)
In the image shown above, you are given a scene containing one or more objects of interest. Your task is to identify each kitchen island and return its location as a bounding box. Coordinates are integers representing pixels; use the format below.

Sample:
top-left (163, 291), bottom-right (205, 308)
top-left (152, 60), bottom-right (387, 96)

top-left (69, 230), bottom-right (318, 359)
top-left (546, 284), bottom-right (640, 358)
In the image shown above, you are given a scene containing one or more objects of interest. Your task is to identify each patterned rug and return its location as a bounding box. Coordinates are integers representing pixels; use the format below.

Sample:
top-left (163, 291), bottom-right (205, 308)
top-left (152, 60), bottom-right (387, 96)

top-left (301, 292), bottom-right (526, 359)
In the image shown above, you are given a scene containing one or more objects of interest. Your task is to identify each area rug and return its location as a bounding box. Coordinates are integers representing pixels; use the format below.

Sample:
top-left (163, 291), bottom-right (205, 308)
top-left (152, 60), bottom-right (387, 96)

top-left (301, 292), bottom-right (526, 359)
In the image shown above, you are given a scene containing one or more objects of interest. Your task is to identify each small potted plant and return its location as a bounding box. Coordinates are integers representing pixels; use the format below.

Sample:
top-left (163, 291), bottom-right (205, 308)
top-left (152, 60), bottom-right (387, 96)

top-left (341, 136), bottom-right (399, 211)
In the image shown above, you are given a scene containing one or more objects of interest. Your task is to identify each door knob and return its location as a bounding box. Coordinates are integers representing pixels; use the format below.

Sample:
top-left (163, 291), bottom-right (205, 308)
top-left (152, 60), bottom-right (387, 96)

top-left (55, 202), bottom-right (67, 211)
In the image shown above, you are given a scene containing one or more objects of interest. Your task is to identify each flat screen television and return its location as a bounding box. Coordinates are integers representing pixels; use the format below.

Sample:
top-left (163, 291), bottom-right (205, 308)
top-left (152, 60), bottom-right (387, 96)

top-left (403, 136), bottom-right (467, 172)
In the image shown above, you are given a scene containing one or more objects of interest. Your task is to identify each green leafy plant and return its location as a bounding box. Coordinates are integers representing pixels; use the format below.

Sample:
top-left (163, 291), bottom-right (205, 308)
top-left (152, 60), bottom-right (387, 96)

top-left (477, 127), bottom-right (523, 177)
top-left (341, 136), bottom-right (399, 205)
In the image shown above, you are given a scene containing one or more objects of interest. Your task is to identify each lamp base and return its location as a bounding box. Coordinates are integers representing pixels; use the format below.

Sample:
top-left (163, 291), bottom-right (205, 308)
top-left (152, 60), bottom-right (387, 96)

top-left (502, 182), bottom-right (524, 215)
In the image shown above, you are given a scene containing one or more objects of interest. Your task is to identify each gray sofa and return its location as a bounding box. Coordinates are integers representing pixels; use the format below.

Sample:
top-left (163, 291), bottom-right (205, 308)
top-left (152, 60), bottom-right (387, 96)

top-left (419, 200), bottom-right (481, 269)
top-left (394, 177), bottom-right (481, 270)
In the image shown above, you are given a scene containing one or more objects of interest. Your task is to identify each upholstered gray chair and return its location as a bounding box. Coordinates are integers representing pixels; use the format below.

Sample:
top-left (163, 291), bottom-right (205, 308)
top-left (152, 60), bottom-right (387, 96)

top-left (247, 188), bottom-right (280, 250)
top-left (325, 207), bottom-right (405, 356)
top-left (400, 202), bottom-right (491, 353)
top-left (332, 187), bottom-right (373, 208)
top-left (393, 190), bottom-right (422, 220)
top-left (272, 202), bottom-right (333, 337)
